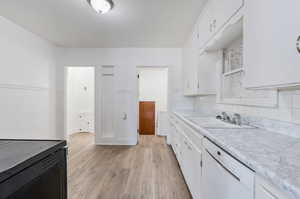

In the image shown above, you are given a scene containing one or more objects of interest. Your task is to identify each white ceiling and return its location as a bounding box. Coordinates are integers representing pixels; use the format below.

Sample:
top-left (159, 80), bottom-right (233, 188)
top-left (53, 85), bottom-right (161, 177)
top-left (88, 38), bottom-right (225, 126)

top-left (0, 0), bottom-right (205, 48)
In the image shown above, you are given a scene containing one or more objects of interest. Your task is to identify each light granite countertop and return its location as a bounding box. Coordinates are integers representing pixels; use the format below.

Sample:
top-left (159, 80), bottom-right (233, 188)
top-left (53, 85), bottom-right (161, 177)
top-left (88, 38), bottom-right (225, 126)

top-left (173, 111), bottom-right (300, 199)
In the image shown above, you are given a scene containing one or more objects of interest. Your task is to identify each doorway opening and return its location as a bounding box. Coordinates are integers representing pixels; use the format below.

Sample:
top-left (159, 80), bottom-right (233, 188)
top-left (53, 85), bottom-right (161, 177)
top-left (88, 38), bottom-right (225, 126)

top-left (66, 67), bottom-right (95, 141)
top-left (137, 67), bottom-right (168, 136)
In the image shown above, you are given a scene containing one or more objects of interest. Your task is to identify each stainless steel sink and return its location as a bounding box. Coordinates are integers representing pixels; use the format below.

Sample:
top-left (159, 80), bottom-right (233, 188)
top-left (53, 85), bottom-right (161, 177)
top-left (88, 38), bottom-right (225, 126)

top-left (188, 117), bottom-right (255, 129)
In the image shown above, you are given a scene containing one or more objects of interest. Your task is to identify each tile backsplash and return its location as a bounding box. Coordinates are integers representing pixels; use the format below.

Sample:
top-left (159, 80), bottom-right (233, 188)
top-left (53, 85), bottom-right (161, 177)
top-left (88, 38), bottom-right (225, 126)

top-left (194, 89), bottom-right (300, 125)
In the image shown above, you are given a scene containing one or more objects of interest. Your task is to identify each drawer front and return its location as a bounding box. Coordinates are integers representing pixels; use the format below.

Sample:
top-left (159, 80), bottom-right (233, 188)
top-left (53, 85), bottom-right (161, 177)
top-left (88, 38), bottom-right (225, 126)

top-left (172, 113), bottom-right (203, 150)
top-left (181, 122), bottom-right (203, 150)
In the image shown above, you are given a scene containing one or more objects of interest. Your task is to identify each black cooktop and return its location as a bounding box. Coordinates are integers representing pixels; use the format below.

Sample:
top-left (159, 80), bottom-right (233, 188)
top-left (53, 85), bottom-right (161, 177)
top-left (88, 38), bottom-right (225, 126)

top-left (0, 140), bottom-right (66, 182)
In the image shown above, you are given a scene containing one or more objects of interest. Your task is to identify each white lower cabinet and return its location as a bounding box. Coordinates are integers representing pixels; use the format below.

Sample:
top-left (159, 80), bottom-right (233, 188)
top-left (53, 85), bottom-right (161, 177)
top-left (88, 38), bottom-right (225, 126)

top-left (170, 115), bottom-right (291, 199)
top-left (184, 139), bottom-right (202, 199)
top-left (255, 177), bottom-right (289, 199)
top-left (169, 116), bottom-right (203, 199)
top-left (180, 133), bottom-right (202, 199)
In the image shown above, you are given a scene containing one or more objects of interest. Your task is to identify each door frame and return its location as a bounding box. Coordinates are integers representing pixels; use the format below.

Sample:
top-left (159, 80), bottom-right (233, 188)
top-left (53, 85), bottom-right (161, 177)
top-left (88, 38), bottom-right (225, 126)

top-left (63, 66), bottom-right (96, 141)
top-left (136, 66), bottom-right (169, 136)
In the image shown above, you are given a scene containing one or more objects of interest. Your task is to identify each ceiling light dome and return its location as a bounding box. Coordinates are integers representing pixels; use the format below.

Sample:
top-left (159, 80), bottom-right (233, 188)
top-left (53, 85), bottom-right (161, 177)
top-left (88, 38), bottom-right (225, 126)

top-left (87, 0), bottom-right (114, 14)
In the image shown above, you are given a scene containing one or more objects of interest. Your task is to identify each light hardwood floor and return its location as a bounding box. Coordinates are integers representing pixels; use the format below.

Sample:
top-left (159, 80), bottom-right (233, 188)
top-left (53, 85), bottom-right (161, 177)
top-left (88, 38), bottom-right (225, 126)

top-left (68, 133), bottom-right (192, 199)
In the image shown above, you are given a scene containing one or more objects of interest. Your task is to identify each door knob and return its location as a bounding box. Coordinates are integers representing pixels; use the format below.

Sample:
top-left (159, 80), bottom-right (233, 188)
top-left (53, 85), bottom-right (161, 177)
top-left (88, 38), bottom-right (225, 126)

top-left (297, 35), bottom-right (300, 53)
top-left (122, 113), bottom-right (127, 120)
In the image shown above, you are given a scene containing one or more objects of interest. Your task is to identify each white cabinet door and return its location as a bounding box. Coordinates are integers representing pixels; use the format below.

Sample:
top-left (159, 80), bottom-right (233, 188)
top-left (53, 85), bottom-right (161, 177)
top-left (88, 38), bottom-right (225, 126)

top-left (183, 34), bottom-right (199, 96)
top-left (198, 0), bottom-right (243, 49)
top-left (182, 138), bottom-right (192, 187)
top-left (179, 136), bottom-right (202, 199)
top-left (198, 51), bottom-right (219, 95)
top-left (244, 0), bottom-right (300, 88)
top-left (212, 0), bottom-right (244, 32)
top-left (169, 119), bottom-right (175, 147)
top-left (181, 137), bottom-right (190, 183)
top-left (95, 66), bottom-right (136, 145)
top-left (171, 126), bottom-right (179, 157)
top-left (96, 67), bottom-right (115, 140)
top-left (183, 42), bottom-right (192, 95)
top-left (190, 45), bottom-right (200, 95)
top-left (115, 90), bottom-right (135, 139)
top-left (171, 117), bottom-right (204, 199)
top-left (198, 2), bottom-right (214, 49)
top-left (187, 141), bottom-right (202, 199)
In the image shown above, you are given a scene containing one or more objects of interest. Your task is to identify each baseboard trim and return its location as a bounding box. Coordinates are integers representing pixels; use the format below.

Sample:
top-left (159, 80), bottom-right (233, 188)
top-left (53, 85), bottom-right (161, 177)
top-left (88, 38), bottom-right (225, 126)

top-left (95, 138), bottom-right (137, 146)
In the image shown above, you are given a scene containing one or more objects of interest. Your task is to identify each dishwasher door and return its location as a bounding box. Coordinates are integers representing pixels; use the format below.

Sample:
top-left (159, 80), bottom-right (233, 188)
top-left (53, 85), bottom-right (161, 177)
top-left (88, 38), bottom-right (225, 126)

top-left (202, 141), bottom-right (254, 199)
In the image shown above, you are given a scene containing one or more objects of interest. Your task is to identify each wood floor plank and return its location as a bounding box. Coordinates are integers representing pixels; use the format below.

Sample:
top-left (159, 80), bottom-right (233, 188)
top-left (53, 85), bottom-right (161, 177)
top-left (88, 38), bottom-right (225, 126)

top-left (68, 133), bottom-right (192, 199)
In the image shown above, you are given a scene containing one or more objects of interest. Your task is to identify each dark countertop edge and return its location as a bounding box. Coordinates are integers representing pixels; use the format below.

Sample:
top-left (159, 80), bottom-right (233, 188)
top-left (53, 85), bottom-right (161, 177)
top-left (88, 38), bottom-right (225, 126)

top-left (0, 140), bottom-right (67, 183)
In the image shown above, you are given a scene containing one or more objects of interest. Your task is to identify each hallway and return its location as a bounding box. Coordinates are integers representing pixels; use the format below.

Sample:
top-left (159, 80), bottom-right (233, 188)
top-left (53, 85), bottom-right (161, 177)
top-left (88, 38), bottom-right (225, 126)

top-left (68, 133), bottom-right (191, 199)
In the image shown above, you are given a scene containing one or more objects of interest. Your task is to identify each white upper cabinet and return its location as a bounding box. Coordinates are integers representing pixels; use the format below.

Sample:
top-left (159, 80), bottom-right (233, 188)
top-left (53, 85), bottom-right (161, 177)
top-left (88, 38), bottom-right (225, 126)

top-left (183, 28), bottom-right (200, 96)
top-left (244, 0), bottom-right (300, 89)
top-left (212, 0), bottom-right (244, 33)
top-left (183, 0), bottom-right (245, 96)
top-left (198, 2), bottom-right (214, 49)
top-left (198, 0), bottom-right (244, 49)
top-left (198, 51), bottom-right (219, 95)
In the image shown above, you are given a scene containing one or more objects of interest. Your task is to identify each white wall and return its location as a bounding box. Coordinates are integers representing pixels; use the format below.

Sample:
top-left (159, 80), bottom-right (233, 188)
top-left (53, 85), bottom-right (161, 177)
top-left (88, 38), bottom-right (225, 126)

top-left (0, 16), bottom-right (193, 141)
top-left (56, 48), bottom-right (193, 140)
top-left (138, 68), bottom-right (168, 112)
top-left (0, 16), bottom-right (59, 139)
top-left (67, 67), bottom-right (95, 135)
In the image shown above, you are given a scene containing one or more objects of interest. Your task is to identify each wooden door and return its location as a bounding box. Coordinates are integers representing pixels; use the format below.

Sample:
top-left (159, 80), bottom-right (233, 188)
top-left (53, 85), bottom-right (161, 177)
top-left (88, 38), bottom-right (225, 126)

top-left (139, 101), bottom-right (155, 135)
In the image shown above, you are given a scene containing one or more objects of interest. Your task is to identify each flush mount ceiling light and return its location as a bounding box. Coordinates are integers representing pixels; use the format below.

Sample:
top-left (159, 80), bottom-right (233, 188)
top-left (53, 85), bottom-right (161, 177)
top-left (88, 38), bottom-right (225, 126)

top-left (87, 0), bottom-right (114, 14)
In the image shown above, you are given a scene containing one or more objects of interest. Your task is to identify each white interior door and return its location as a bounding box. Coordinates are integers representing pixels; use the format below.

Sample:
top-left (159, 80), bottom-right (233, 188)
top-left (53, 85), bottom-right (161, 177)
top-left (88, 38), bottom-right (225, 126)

top-left (115, 89), bottom-right (134, 139)
top-left (97, 66), bottom-right (115, 140)
top-left (95, 66), bottom-right (137, 145)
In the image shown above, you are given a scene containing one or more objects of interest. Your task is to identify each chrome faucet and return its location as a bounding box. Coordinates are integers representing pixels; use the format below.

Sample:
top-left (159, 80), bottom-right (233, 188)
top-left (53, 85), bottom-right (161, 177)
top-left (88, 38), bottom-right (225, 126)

top-left (232, 113), bottom-right (242, 126)
top-left (221, 112), bottom-right (231, 122)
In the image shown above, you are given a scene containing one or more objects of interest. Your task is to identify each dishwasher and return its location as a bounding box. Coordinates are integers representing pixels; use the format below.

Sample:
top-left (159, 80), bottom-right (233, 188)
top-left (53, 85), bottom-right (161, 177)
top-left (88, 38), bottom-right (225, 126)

top-left (202, 138), bottom-right (255, 199)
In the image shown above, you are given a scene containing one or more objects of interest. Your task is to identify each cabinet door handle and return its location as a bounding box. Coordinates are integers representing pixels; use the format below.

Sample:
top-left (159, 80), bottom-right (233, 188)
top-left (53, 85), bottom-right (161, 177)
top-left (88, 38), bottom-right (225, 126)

top-left (213, 19), bottom-right (217, 29)
top-left (122, 113), bottom-right (127, 120)
top-left (297, 35), bottom-right (300, 53)
top-left (209, 23), bottom-right (213, 33)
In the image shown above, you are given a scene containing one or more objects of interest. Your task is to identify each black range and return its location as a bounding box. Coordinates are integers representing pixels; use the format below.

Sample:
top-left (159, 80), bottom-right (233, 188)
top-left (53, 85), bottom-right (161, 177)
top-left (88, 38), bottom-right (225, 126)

top-left (0, 140), bottom-right (67, 199)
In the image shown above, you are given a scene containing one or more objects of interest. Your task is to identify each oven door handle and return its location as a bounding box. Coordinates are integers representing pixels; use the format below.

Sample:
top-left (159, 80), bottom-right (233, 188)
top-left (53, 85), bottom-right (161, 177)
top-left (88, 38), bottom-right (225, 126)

top-left (206, 149), bottom-right (240, 182)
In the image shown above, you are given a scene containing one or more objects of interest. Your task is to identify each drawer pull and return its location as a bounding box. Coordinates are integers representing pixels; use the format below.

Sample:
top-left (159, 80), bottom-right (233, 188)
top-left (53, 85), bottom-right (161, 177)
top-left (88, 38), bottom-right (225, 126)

top-left (297, 35), bottom-right (300, 53)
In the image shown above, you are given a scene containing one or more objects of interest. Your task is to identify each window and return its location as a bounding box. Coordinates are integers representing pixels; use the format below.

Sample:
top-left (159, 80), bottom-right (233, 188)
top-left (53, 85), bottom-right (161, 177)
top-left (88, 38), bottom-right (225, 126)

top-left (219, 35), bottom-right (278, 107)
